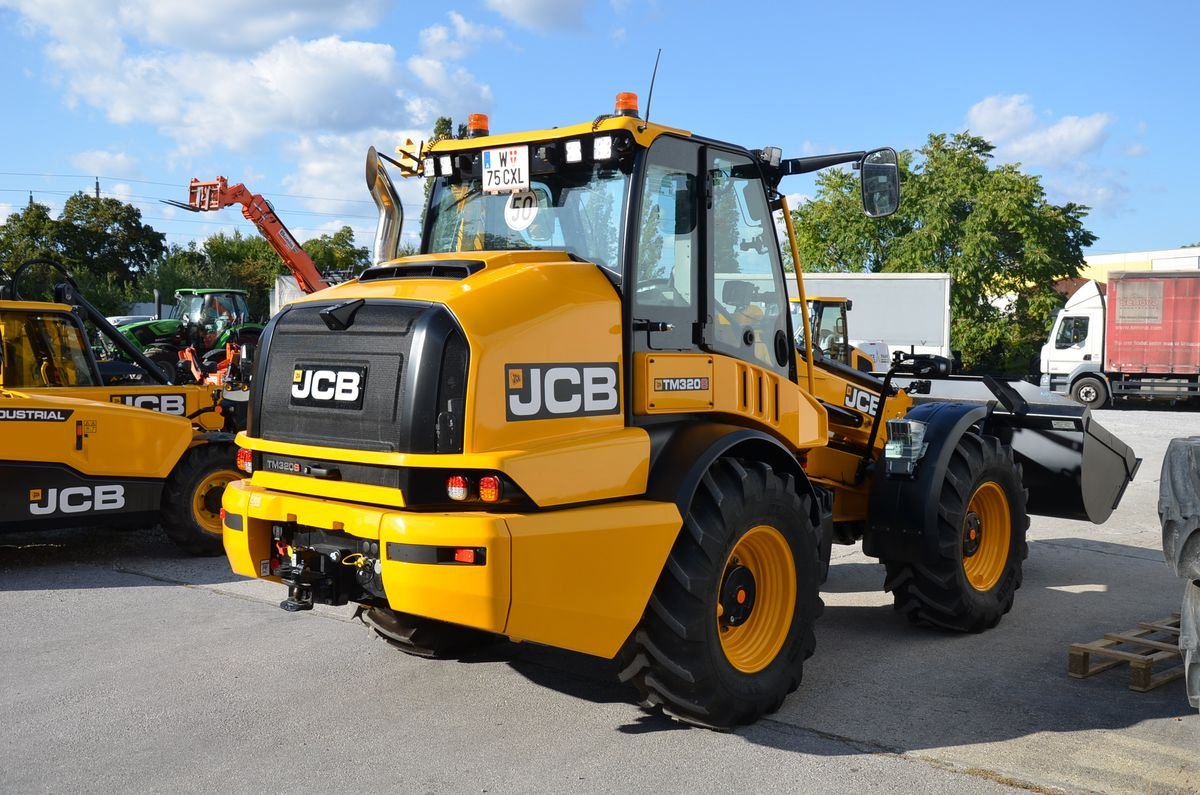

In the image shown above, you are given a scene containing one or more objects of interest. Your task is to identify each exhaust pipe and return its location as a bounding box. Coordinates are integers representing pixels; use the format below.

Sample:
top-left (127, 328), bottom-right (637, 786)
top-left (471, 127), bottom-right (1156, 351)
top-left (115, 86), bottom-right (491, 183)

top-left (365, 146), bottom-right (402, 266)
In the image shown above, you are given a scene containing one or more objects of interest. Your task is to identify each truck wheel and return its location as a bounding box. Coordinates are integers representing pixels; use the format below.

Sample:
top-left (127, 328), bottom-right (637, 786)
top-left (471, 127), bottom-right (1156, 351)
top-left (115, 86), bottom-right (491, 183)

top-left (160, 443), bottom-right (238, 556)
top-left (617, 458), bottom-right (822, 729)
top-left (1070, 376), bottom-right (1108, 410)
top-left (883, 433), bottom-right (1029, 632)
top-left (358, 606), bottom-right (499, 659)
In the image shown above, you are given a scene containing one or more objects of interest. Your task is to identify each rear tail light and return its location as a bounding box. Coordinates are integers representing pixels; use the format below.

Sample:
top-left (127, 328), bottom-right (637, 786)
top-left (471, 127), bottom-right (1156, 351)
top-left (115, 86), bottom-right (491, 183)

top-left (236, 448), bottom-right (253, 473)
top-left (446, 475), bottom-right (469, 501)
top-left (478, 475), bottom-right (501, 503)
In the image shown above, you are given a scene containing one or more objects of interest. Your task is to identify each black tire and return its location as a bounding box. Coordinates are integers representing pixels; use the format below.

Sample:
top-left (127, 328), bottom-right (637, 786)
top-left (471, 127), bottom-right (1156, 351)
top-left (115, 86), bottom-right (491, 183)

top-left (358, 606), bottom-right (500, 659)
top-left (616, 458), bottom-right (823, 729)
top-left (1070, 375), bottom-right (1108, 410)
top-left (883, 432), bottom-right (1029, 632)
top-left (144, 347), bottom-right (179, 382)
top-left (160, 443), bottom-right (238, 556)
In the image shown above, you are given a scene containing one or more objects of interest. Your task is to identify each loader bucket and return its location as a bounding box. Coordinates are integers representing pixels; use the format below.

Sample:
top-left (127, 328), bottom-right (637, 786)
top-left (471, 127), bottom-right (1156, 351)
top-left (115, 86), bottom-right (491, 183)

top-left (1002, 410), bottom-right (1140, 523)
top-left (904, 377), bottom-right (1140, 524)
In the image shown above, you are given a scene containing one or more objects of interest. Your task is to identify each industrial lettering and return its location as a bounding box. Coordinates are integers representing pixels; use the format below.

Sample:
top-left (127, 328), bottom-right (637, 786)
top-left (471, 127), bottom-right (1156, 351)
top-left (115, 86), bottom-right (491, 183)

top-left (506, 363), bottom-right (620, 420)
top-left (0, 409), bottom-right (73, 422)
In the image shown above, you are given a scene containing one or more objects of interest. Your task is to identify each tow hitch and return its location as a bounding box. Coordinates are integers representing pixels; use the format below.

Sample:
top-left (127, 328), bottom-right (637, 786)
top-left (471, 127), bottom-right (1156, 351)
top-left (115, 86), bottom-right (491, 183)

top-left (271, 523), bottom-right (386, 612)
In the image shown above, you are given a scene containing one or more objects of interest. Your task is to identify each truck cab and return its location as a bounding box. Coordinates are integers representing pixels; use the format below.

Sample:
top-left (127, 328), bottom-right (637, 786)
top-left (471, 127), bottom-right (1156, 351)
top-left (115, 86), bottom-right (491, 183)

top-left (1040, 280), bottom-right (1106, 406)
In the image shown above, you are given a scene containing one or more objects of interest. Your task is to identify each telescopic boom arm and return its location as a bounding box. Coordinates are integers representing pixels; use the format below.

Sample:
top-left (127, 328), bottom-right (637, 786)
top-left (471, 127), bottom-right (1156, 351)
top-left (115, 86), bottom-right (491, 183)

top-left (165, 178), bottom-right (330, 294)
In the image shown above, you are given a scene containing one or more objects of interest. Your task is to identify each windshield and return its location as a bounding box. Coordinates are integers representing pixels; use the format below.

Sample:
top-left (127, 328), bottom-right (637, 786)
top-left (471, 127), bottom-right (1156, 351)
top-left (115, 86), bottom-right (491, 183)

top-left (425, 162), bottom-right (629, 275)
top-left (173, 294), bottom-right (205, 321)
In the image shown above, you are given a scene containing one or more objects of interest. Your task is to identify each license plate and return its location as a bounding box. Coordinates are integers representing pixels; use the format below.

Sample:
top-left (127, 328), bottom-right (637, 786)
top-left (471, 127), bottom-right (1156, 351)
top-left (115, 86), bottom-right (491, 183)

top-left (482, 145), bottom-right (529, 193)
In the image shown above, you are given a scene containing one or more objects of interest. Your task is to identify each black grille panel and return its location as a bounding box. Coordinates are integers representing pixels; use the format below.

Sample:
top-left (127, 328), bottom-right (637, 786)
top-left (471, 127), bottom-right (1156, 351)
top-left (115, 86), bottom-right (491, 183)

top-left (253, 300), bottom-right (467, 454)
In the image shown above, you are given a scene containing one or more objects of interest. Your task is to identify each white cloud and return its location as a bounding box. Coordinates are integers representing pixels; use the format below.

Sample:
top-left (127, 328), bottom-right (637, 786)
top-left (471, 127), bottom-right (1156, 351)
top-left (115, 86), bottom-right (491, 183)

top-left (1046, 173), bottom-right (1127, 215)
top-left (965, 94), bottom-right (1036, 143)
top-left (1003, 113), bottom-right (1113, 168)
top-left (0, 202), bottom-right (15, 220)
top-left (965, 94), bottom-right (1114, 168)
top-left (6, 3), bottom-right (495, 154)
top-left (1124, 142), bottom-right (1147, 157)
top-left (611, 27), bottom-right (626, 44)
top-left (485, 0), bottom-right (587, 31)
top-left (70, 149), bottom-right (139, 177)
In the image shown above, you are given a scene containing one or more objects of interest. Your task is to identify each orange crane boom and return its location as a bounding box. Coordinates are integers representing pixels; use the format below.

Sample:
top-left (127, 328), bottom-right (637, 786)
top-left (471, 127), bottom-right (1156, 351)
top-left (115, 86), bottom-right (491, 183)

top-left (167, 178), bottom-right (330, 294)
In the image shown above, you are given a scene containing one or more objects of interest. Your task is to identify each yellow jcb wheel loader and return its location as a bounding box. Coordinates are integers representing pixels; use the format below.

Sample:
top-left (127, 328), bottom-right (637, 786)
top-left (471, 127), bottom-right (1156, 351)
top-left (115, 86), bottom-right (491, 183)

top-left (221, 96), bottom-right (1139, 728)
top-left (1, 260), bottom-right (245, 555)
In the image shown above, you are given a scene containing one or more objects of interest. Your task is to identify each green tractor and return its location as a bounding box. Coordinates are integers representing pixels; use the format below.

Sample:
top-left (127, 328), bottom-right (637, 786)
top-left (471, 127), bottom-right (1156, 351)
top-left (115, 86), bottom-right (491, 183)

top-left (117, 289), bottom-right (263, 378)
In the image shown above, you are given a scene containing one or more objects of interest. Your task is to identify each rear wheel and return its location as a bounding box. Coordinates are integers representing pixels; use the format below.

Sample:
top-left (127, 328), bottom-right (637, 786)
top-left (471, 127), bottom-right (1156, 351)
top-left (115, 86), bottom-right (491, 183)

top-left (1070, 375), bottom-right (1108, 410)
top-left (617, 458), bottom-right (822, 729)
top-left (144, 347), bottom-right (179, 382)
top-left (160, 443), bottom-right (238, 556)
top-left (883, 432), bottom-right (1029, 632)
top-left (358, 606), bottom-right (500, 659)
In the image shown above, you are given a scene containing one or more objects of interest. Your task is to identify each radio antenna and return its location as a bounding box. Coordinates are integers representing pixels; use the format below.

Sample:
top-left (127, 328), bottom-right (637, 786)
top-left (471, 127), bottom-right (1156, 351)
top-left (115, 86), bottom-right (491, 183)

top-left (641, 49), bottom-right (662, 130)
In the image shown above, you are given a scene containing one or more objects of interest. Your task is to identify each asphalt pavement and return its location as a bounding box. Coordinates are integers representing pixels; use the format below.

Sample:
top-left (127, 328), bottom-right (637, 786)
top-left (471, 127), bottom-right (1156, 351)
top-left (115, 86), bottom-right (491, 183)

top-left (1, 407), bottom-right (1197, 794)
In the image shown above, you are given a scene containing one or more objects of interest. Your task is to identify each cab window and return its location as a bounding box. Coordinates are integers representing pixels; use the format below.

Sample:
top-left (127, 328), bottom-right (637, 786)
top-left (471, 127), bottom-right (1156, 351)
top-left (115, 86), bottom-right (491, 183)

top-left (1055, 315), bottom-right (1089, 348)
top-left (631, 136), bottom-right (700, 351)
top-left (706, 150), bottom-right (788, 374)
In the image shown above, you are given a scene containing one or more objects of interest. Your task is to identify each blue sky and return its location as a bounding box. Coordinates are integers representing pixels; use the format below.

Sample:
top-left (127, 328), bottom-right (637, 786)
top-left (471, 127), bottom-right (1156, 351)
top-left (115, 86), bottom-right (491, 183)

top-left (1, 0), bottom-right (1196, 260)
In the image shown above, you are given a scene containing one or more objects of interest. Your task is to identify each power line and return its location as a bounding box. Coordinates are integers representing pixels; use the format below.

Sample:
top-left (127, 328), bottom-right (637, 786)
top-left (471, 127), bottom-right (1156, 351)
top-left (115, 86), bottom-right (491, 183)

top-left (0, 171), bottom-right (380, 205)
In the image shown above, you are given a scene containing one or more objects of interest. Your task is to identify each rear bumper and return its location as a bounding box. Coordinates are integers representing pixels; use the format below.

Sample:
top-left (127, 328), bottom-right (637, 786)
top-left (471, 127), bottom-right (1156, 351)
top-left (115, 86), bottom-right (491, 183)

top-left (222, 479), bottom-right (681, 658)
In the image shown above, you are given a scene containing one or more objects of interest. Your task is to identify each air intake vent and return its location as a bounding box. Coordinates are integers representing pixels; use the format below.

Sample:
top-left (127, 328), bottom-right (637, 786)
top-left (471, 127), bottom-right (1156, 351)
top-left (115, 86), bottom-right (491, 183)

top-left (359, 260), bottom-right (484, 282)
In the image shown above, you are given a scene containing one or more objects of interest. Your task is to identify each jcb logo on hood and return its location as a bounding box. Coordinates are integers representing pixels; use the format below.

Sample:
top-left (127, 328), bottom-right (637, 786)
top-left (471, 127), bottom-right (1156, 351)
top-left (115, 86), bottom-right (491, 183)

top-left (290, 364), bottom-right (367, 409)
top-left (506, 363), bottom-right (619, 421)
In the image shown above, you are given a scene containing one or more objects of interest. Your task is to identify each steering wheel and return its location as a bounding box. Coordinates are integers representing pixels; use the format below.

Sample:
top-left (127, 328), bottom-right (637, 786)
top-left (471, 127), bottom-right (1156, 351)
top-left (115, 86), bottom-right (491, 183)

top-left (636, 277), bottom-right (684, 307)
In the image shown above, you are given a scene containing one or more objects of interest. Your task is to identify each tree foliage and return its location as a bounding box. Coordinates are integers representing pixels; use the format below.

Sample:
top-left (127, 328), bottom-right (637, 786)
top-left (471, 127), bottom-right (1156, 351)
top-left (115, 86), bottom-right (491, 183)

top-left (790, 133), bottom-right (1097, 374)
top-left (0, 196), bottom-right (162, 312)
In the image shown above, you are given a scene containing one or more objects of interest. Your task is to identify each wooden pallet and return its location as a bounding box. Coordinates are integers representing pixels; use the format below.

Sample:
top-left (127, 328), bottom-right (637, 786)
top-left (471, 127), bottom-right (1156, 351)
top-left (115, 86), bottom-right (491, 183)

top-left (1069, 614), bottom-right (1184, 692)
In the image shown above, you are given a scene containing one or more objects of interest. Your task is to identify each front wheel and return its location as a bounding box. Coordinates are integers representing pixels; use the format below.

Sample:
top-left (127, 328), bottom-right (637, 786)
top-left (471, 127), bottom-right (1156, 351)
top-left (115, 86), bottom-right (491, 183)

top-left (617, 458), bottom-right (823, 729)
top-left (160, 443), bottom-right (238, 556)
top-left (883, 432), bottom-right (1029, 632)
top-left (1070, 375), bottom-right (1108, 410)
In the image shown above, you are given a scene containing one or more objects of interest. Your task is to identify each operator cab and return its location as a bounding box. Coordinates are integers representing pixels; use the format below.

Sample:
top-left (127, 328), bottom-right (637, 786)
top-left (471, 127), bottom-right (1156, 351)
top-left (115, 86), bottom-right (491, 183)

top-left (416, 93), bottom-right (898, 410)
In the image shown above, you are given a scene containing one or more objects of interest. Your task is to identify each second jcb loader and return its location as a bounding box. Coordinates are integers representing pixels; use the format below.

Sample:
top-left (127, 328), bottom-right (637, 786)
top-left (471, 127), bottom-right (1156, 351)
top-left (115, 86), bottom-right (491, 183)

top-left (1, 260), bottom-right (244, 554)
top-left (221, 96), bottom-right (1138, 727)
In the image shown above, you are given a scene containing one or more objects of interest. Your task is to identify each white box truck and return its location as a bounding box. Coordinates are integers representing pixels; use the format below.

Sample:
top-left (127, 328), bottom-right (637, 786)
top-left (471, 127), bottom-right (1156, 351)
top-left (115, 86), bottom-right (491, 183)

top-left (791, 272), bottom-right (952, 363)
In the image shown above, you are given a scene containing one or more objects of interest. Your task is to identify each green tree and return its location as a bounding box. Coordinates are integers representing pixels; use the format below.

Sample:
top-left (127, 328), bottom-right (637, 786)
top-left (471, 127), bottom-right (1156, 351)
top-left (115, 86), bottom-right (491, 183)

top-left (56, 193), bottom-right (165, 282)
top-left (790, 133), bottom-right (1096, 374)
top-left (0, 202), bottom-right (57, 270)
top-left (303, 226), bottom-right (370, 279)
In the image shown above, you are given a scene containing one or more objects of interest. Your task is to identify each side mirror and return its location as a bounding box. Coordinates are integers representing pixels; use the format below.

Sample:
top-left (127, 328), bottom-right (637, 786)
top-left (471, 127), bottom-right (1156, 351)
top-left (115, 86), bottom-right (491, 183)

top-left (861, 148), bottom-right (900, 218)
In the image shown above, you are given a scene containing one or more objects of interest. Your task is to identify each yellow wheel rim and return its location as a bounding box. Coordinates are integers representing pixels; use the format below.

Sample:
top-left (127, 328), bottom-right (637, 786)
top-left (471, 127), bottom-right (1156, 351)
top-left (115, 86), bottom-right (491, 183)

top-left (193, 469), bottom-right (236, 534)
top-left (718, 525), bottom-right (796, 674)
top-left (962, 481), bottom-right (1011, 592)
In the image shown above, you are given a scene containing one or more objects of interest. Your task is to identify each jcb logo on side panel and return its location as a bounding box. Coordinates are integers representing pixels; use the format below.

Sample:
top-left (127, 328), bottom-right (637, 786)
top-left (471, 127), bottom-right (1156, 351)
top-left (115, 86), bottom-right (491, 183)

top-left (844, 385), bottom-right (880, 415)
top-left (29, 485), bottom-right (126, 515)
top-left (506, 363), bottom-right (619, 421)
top-left (290, 364), bottom-right (367, 409)
top-left (109, 394), bottom-right (187, 415)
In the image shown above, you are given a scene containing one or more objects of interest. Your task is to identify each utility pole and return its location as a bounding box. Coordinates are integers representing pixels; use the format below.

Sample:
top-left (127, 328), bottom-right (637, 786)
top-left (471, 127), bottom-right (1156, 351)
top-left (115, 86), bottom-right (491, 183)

top-left (95, 177), bottom-right (100, 199)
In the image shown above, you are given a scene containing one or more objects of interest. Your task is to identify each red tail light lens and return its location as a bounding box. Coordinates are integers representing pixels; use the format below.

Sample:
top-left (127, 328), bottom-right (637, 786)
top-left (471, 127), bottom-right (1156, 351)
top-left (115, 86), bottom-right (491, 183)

top-left (236, 448), bottom-right (253, 473)
top-left (478, 475), bottom-right (501, 503)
